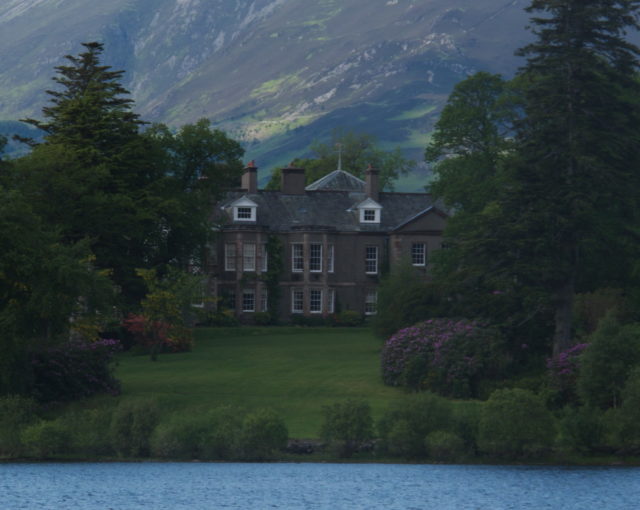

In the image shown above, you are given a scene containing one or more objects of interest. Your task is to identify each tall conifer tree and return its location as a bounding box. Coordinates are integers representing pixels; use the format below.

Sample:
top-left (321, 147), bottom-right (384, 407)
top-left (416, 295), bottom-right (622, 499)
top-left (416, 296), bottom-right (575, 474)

top-left (512, 0), bottom-right (640, 354)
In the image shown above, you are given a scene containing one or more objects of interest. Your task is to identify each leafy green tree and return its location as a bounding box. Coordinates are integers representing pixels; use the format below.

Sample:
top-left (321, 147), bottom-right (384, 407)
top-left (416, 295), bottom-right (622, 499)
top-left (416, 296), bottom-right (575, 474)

top-left (140, 120), bottom-right (244, 269)
top-left (0, 186), bottom-right (112, 395)
top-left (266, 129), bottom-right (414, 190)
top-left (577, 314), bottom-right (640, 409)
top-left (425, 71), bottom-right (518, 213)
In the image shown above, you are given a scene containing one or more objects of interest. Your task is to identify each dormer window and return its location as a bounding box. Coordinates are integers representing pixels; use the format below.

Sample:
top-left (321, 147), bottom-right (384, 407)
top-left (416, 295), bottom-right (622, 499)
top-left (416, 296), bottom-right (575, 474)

top-left (362, 209), bottom-right (378, 222)
top-left (355, 198), bottom-right (382, 224)
top-left (229, 196), bottom-right (258, 222)
top-left (236, 207), bottom-right (254, 220)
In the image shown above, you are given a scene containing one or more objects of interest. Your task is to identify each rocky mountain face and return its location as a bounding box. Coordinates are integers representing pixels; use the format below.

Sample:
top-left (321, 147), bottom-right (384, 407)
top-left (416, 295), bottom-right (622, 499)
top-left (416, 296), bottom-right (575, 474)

top-left (1, 0), bottom-right (539, 184)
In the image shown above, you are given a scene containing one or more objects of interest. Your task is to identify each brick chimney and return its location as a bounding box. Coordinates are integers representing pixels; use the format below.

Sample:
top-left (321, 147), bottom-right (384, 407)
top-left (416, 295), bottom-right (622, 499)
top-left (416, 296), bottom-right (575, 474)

top-left (281, 165), bottom-right (306, 195)
top-left (241, 160), bottom-right (258, 193)
top-left (365, 165), bottom-right (380, 201)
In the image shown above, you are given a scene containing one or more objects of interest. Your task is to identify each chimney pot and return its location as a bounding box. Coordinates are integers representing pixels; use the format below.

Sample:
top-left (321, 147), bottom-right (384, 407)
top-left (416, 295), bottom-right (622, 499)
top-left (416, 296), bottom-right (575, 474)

top-left (365, 165), bottom-right (380, 201)
top-left (281, 166), bottom-right (306, 195)
top-left (241, 161), bottom-right (258, 193)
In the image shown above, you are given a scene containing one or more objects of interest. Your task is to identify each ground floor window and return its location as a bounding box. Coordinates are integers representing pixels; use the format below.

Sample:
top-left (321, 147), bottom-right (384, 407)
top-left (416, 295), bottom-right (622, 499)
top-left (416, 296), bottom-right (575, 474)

top-left (242, 289), bottom-right (255, 312)
top-left (310, 289), bottom-right (323, 313)
top-left (261, 289), bottom-right (268, 312)
top-left (365, 290), bottom-right (377, 315)
top-left (412, 243), bottom-right (426, 266)
top-left (291, 289), bottom-right (304, 313)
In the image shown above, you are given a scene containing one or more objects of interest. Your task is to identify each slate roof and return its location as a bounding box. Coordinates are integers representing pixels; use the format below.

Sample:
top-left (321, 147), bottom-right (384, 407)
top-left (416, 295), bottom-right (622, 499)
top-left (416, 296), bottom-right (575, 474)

top-left (304, 170), bottom-right (366, 191)
top-left (216, 190), bottom-right (443, 233)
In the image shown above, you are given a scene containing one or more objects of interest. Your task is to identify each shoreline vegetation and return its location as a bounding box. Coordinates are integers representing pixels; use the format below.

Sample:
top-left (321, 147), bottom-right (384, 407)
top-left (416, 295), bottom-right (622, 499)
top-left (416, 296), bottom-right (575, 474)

top-left (1, 327), bottom-right (639, 466)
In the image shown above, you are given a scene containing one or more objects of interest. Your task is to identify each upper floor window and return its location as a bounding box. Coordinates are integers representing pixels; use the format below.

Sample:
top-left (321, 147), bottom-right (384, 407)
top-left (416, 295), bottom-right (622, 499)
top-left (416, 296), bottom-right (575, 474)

top-left (309, 243), bottom-right (322, 272)
top-left (412, 243), bottom-right (426, 266)
top-left (292, 244), bottom-right (304, 272)
top-left (365, 246), bottom-right (378, 274)
top-left (261, 244), bottom-right (268, 272)
top-left (328, 244), bottom-right (335, 273)
top-left (243, 243), bottom-right (256, 272)
top-left (225, 243), bottom-right (236, 271)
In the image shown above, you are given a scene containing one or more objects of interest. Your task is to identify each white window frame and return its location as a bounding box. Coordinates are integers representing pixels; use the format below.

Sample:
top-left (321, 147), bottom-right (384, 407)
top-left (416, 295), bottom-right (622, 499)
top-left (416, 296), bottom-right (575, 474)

top-left (328, 244), bottom-right (335, 273)
top-left (243, 243), bottom-right (256, 272)
top-left (261, 244), bottom-right (268, 272)
top-left (365, 291), bottom-right (378, 315)
top-left (224, 243), bottom-right (236, 271)
top-left (261, 289), bottom-right (268, 312)
top-left (242, 289), bottom-right (255, 312)
top-left (365, 246), bottom-right (378, 274)
top-left (309, 289), bottom-right (323, 314)
top-left (411, 243), bottom-right (426, 266)
top-left (291, 289), bottom-right (304, 313)
top-left (234, 206), bottom-right (256, 221)
top-left (360, 208), bottom-right (380, 223)
top-left (292, 243), bottom-right (304, 272)
top-left (309, 243), bottom-right (322, 273)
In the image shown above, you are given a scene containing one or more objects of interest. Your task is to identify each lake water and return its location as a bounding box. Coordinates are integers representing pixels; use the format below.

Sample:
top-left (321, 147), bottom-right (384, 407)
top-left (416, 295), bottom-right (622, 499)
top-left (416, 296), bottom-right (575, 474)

top-left (1, 462), bottom-right (638, 509)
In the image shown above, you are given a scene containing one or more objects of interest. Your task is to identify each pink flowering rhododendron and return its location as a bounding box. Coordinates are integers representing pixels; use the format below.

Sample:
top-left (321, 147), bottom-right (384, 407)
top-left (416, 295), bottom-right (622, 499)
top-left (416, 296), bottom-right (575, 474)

top-left (381, 318), bottom-right (504, 398)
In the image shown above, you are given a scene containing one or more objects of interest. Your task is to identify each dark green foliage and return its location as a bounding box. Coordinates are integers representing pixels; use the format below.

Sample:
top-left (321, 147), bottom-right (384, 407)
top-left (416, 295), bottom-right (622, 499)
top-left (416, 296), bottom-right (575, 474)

top-left (377, 393), bottom-right (452, 458)
top-left (20, 419), bottom-right (71, 458)
top-left (239, 408), bottom-right (289, 460)
top-left (264, 235), bottom-right (284, 323)
top-left (558, 405), bottom-right (605, 454)
top-left (478, 388), bottom-right (556, 458)
top-left (424, 430), bottom-right (465, 462)
top-left (109, 398), bottom-right (159, 457)
top-left (333, 310), bottom-right (364, 327)
top-left (320, 399), bottom-right (374, 458)
top-left (61, 407), bottom-right (114, 456)
top-left (0, 395), bottom-right (39, 457)
top-left (30, 339), bottom-right (121, 403)
top-left (266, 129), bottom-right (414, 190)
top-left (577, 315), bottom-right (640, 409)
top-left (373, 259), bottom-right (443, 339)
top-left (612, 368), bottom-right (640, 452)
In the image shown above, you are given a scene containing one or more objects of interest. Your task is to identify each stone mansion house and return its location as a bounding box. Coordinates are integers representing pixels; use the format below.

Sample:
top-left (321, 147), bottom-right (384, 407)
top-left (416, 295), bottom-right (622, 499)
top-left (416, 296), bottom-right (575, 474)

top-left (207, 162), bottom-right (446, 322)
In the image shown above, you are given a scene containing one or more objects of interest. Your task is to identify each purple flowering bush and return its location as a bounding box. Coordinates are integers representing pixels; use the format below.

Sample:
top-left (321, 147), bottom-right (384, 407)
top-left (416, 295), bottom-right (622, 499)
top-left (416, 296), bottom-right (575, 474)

top-left (546, 343), bottom-right (588, 404)
top-left (30, 338), bottom-right (121, 403)
top-left (381, 319), bottom-right (505, 398)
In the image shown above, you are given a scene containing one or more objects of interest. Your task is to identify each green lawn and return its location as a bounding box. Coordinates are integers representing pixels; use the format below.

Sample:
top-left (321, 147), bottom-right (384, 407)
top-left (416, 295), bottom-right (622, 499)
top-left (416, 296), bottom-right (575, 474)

top-left (116, 327), bottom-right (403, 438)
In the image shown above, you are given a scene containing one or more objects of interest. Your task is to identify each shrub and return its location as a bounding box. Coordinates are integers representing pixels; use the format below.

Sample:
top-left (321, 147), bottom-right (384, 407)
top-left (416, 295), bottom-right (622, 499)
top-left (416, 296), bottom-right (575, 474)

top-left (577, 315), bottom-right (640, 409)
top-left (333, 310), bottom-right (364, 327)
top-left (30, 338), bottom-right (121, 403)
top-left (21, 419), bottom-right (70, 458)
top-left (110, 398), bottom-right (159, 457)
top-left (202, 406), bottom-right (244, 460)
top-left (478, 388), bottom-right (556, 458)
top-left (253, 312), bottom-right (272, 326)
top-left (239, 408), bottom-right (288, 461)
top-left (425, 430), bottom-right (465, 461)
top-left (378, 393), bottom-right (452, 458)
top-left (381, 319), bottom-right (505, 398)
top-left (62, 407), bottom-right (114, 456)
top-left (611, 368), bottom-right (640, 453)
top-left (558, 405), bottom-right (605, 454)
top-left (0, 395), bottom-right (39, 457)
top-left (320, 399), bottom-right (373, 458)
top-left (123, 314), bottom-right (193, 357)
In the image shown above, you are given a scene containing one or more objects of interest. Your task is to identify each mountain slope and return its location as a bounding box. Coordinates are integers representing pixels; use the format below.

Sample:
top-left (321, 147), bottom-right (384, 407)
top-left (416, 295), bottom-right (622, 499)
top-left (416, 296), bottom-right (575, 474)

top-left (0, 1), bottom-right (548, 183)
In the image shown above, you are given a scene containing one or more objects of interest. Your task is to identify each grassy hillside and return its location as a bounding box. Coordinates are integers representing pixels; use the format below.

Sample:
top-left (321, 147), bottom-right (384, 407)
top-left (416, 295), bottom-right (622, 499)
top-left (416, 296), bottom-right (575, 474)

top-left (116, 327), bottom-right (402, 438)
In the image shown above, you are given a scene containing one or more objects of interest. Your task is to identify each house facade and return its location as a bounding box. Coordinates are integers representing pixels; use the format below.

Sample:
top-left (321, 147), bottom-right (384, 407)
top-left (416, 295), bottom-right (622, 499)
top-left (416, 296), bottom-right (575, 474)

top-left (207, 162), bottom-right (446, 322)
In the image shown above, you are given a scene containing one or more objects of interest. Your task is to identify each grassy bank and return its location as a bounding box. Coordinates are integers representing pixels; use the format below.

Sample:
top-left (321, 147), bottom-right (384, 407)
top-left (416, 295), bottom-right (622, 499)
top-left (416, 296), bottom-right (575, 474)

top-left (116, 326), bottom-right (401, 438)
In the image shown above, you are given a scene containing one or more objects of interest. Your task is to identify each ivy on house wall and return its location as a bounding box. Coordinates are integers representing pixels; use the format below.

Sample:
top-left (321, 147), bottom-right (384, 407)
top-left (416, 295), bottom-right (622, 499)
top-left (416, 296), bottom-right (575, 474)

top-left (264, 235), bottom-right (284, 323)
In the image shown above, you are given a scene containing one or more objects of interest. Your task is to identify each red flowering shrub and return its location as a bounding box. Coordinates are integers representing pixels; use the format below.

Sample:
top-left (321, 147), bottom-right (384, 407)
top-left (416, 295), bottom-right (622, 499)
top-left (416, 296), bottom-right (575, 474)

top-left (381, 319), bottom-right (505, 398)
top-left (123, 314), bottom-right (192, 355)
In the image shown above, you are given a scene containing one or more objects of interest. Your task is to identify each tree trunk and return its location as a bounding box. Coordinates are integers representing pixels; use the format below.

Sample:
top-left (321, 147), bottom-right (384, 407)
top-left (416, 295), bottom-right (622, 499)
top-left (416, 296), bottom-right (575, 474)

top-left (552, 276), bottom-right (575, 357)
